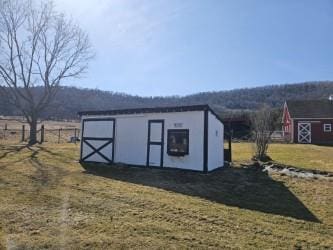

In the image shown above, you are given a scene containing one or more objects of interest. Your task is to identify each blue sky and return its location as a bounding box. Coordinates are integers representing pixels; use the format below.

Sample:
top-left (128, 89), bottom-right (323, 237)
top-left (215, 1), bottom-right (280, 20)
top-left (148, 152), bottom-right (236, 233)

top-left (55, 0), bottom-right (333, 96)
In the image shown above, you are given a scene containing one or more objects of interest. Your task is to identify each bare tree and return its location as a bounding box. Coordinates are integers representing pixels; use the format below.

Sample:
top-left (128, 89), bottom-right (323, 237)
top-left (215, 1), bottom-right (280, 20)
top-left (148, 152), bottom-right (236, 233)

top-left (0, 0), bottom-right (93, 144)
top-left (251, 106), bottom-right (279, 161)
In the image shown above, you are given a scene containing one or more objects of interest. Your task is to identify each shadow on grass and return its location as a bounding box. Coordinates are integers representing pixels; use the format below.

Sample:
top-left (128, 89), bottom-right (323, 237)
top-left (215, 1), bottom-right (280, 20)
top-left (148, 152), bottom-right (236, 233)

top-left (0, 144), bottom-right (69, 188)
top-left (312, 143), bottom-right (333, 147)
top-left (28, 147), bottom-right (70, 188)
top-left (81, 163), bottom-right (320, 223)
top-left (34, 146), bottom-right (68, 158)
top-left (0, 144), bottom-right (30, 160)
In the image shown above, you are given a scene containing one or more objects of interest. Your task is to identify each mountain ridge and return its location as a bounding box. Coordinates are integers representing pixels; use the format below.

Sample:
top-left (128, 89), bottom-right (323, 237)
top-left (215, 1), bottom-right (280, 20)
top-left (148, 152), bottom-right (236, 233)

top-left (1, 81), bottom-right (332, 119)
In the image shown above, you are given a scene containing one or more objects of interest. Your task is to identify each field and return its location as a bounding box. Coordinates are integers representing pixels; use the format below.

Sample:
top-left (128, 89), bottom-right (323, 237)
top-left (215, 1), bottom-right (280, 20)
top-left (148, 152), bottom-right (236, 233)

top-left (232, 142), bottom-right (333, 172)
top-left (0, 142), bottom-right (332, 249)
top-left (0, 117), bottom-right (80, 130)
top-left (0, 118), bottom-right (80, 144)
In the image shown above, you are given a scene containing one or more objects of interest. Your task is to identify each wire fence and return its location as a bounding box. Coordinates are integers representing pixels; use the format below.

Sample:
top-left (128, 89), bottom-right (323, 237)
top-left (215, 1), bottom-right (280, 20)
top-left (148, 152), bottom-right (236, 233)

top-left (0, 120), bottom-right (286, 146)
top-left (0, 125), bottom-right (80, 144)
top-left (227, 130), bottom-right (287, 143)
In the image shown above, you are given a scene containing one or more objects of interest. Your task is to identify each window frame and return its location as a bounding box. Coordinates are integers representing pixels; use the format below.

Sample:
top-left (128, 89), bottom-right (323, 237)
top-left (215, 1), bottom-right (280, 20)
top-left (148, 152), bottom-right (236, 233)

top-left (167, 129), bottom-right (189, 156)
top-left (323, 123), bottom-right (332, 132)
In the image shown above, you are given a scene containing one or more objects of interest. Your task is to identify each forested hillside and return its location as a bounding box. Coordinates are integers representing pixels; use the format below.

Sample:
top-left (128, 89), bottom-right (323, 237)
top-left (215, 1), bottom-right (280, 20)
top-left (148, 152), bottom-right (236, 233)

top-left (1, 81), bottom-right (332, 119)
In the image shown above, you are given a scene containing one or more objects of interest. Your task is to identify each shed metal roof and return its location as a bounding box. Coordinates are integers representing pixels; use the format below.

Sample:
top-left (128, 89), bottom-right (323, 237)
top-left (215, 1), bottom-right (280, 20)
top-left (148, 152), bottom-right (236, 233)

top-left (286, 100), bottom-right (333, 119)
top-left (78, 104), bottom-right (223, 123)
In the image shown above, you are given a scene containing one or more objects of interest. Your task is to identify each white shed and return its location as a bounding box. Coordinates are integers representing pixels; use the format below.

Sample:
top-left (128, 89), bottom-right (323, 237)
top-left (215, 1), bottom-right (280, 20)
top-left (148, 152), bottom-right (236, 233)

top-left (78, 105), bottom-right (225, 172)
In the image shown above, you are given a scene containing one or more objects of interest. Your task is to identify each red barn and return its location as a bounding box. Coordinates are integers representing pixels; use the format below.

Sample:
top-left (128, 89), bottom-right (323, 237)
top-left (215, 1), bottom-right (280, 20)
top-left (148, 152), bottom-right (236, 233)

top-left (282, 99), bottom-right (333, 144)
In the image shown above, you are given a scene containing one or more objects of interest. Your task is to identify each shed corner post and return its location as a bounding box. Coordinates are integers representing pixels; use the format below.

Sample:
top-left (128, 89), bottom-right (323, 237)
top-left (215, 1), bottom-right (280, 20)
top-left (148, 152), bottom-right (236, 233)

top-left (203, 108), bottom-right (209, 173)
top-left (228, 122), bottom-right (232, 163)
top-left (79, 118), bottom-right (85, 162)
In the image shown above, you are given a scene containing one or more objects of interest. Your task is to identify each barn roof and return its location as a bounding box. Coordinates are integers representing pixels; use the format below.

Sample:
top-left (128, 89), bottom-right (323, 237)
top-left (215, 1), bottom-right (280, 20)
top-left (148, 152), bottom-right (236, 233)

top-left (78, 104), bottom-right (223, 123)
top-left (286, 100), bottom-right (333, 118)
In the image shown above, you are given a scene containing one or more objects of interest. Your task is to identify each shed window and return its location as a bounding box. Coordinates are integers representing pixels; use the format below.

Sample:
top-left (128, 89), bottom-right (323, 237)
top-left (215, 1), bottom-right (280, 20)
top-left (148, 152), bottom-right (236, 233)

top-left (167, 129), bottom-right (189, 156)
top-left (323, 124), bottom-right (332, 132)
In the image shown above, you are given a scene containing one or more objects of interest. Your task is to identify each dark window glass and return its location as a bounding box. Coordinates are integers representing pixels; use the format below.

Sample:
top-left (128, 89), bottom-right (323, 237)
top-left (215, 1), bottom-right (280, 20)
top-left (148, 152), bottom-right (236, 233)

top-left (167, 129), bottom-right (189, 156)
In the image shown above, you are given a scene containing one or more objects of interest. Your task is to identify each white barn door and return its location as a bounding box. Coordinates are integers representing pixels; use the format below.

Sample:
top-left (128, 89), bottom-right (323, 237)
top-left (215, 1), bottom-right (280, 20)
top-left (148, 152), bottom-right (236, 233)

top-left (147, 120), bottom-right (164, 167)
top-left (80, 118), bottom-right (115, 163)
top-left (298, 122), bottom-right (311, 144)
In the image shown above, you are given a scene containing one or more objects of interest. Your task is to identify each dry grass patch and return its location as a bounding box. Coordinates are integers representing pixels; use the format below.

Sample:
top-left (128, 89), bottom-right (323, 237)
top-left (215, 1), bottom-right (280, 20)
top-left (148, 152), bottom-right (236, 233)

top-left (0, 118), bottom-right (80, 144)
top-left (233, 142), bottom-right (333, 172)
top-left (0, 143), bottom-right (332, 249)
top-left (0, 118), bottom-right (79, 130)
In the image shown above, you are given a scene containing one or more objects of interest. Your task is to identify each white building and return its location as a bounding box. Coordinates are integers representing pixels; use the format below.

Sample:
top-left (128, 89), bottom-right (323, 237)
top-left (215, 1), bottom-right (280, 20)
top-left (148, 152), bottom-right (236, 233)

top-left (78, 105), bottom-right (224, 172)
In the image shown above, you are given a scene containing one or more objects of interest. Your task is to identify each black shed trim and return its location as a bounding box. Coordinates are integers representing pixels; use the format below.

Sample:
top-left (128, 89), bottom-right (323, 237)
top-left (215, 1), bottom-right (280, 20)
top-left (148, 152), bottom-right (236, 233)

top-left (78, 104), bottom-right (223, 124)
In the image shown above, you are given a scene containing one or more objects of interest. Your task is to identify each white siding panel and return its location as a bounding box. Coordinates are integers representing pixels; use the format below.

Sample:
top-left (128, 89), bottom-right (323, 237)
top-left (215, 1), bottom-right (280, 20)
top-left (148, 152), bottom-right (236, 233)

top-left (100, 144), bottom-right (113, 161)
top-left (83, 120), bottom-right (113, 138)
top-left (149, 145), bottom-right (161, 166)
top-left (81, 142), bottom-right (93, 158)
top-left (150, 123), bottom-right (162, 142)
top-left (162, 112), bottom-right (204, 171)
top-left (86, 140), bottom-right (107, 149)
top-left (114, 115), bottom-right (147, 165)
top-left (85, 153), bottom-right (108, 163)
top-left (81, 111), bottom-right (205, 171)
top-left (207, 111), bottom-right (224, 171)
top-left (82, 140), bottom-right (113, 162)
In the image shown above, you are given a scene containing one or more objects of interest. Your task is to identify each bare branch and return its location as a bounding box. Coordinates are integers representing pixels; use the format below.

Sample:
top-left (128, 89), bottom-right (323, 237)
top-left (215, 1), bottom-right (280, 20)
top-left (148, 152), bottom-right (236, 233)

top-left (251, 106), bottom-right (280, 161)
top-left (0, 0), bottom-right (93, 144)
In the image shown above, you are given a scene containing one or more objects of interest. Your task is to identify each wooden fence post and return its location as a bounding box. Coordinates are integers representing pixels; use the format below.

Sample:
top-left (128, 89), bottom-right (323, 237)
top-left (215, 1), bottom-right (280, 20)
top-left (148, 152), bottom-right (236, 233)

top-left (74, 128), bottom-right (77, 144)
top-left (227, 121), bottom-right (232, 163)
top-left (21, 125), bottom-right (25, 142)
top-left (58, 128), bottom-right (61, 143)
top-left (229, 129), bottom-right (233, 162)
top-left (40, 125), bottom-right (44, 144)
top-left (4, 123), bottom-right (7, 140)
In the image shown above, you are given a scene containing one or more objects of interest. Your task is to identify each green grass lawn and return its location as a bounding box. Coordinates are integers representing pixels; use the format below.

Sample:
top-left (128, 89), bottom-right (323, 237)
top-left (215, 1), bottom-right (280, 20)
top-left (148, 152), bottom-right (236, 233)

top-left (233, 142), bottom-right (333, 172)
top-left (0, 143), bottom-right (332, 249)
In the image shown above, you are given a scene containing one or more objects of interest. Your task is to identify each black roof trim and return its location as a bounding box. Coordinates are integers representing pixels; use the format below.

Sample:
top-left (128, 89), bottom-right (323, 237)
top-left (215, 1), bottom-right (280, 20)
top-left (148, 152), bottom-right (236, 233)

top-left (78, 104), bottom-right (223, 124)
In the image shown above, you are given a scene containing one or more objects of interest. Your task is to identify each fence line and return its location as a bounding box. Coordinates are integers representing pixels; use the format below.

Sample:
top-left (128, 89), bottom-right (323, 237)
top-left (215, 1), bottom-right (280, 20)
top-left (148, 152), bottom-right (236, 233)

top-left (0, 124), bottom-right (80, 144)
top-left (1, 122), bottom-right (285, 145)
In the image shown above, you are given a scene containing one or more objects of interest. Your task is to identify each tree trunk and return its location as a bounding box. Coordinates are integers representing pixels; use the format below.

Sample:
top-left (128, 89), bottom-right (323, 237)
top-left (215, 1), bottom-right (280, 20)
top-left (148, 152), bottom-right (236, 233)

top-left (28, 118), bottom-right (38, 145)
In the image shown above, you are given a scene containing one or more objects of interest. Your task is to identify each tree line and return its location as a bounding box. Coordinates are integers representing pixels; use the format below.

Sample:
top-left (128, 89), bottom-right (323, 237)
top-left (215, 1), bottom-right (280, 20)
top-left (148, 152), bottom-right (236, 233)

top-left (1, 81), bottom-right (332, 120)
